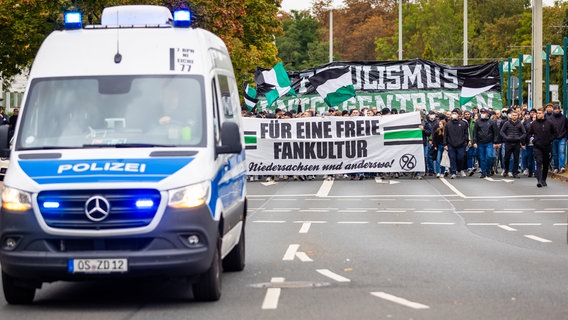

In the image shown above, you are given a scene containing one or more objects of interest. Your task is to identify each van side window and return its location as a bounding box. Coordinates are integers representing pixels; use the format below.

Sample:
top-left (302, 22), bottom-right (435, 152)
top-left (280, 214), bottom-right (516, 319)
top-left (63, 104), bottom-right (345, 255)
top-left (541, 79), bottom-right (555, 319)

top-left (211, 79), bottom-right (220, 144)
top-left (217, 75), bottom-right (234, 119)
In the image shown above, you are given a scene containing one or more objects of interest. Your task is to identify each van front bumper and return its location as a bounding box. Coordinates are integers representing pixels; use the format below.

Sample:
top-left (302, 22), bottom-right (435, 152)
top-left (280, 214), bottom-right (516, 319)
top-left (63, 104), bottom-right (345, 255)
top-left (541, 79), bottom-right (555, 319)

top-left (0, 205), bottom-right (218, 282)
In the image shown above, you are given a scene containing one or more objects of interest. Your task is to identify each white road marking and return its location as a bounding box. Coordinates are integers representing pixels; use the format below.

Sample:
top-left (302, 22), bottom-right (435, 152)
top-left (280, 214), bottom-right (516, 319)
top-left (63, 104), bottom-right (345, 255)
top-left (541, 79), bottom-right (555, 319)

top-left (295, 252), bottom-right (313, 262)
top-left (415, 210), bottom-right (445, 213)
top-left (262, 277), bottom-right (284, 310)
top-left (253, 220), bottom-right (287, 223)
top-left (262, 209), bottom-right (292, 213)
top-left (534, 211), bottom-right (566, 213)
top-left (294, 221), bottom-right (326, 233)
top-left (261, 180), bottom-right (278, 186)
top-left (283, 244), bottom-right (299, 261)
top-left (316, 179), bottom-right (334, 198)
top-left (316, 269), bottom-right (351, 282)
top-left (510, 223), bottom-right (542, 226)
top-left (378, 221), bottom-right (413, 225)
top-left (439, 178), bottom-right (467, 198)
top-left (498, 225), bottom-right (517, 231)
top-left (338, 210), bottom-right (368, 213)
top-left (420, 222), bottom-right (455, 225)
top-left (524, 235), bottom-right (552, 243)
top-left (371, 292), bottom-right (430, 309)
top-left (494, 211), bottom-right (524, 214)
top-left (455, 211), bottom-right (485, 213)
top-left (299, 209), bottom-right (329, 213)
top-left (467, 223), bottom-right (500, 226)
top-left (282, 244), bottom-right (313, 262)
top-left (553, 223), bottom-right (568, 226)
top-left (376, 210), bottom-right (407, 213)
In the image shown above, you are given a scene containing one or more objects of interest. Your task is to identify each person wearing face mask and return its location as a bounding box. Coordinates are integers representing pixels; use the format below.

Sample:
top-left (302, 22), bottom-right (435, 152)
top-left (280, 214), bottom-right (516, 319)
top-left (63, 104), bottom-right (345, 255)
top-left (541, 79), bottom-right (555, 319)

top-left (500, 110), bottom-right (526, 178)
top-left (423, 110), bottom-right (439, 176)
top-left (473, 108), bottom-right (500, 178)
top-left (443, 108), bottom-right (470, 179)
top-left (547, 104), bottom-right (568, 174)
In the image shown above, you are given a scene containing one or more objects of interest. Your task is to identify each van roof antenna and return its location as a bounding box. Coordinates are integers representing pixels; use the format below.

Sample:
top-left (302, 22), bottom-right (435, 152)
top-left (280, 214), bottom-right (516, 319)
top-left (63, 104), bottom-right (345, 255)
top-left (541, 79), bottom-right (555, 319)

top-left (114, 11), bottom-right (122, 64)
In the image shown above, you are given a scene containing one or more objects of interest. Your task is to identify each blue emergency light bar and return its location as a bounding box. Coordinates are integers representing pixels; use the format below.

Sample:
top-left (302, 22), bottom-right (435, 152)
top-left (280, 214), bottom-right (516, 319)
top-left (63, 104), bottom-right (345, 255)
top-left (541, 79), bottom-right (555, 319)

top-left (173, 9), bottom-right (191, 28)
top-left (64, 11), bottom-right (83, 30)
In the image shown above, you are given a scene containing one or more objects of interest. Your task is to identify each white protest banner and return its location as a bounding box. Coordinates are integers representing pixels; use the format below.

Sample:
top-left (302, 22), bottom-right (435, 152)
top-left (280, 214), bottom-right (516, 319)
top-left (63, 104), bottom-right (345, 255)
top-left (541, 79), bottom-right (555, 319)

top-left (244, 112), bottom-right (425, 175)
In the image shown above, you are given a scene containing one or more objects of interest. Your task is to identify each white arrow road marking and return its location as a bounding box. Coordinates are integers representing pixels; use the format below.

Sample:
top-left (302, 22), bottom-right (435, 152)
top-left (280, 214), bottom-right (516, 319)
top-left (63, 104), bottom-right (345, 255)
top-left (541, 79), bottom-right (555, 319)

top-left (262, 277), bottom-right (284, 310)
top-left (524, 235), bottom-right (552, 243)
top-left (371, 292), bottom-right (430, 309)
top-left (375, 177), bottom-right (400, 184)
top-left (316, 179), bottom-right (334, 197)
top-left (484, 177), bottom-right (514, 183)
top-left (316, 269), bottom-right (351, 282)
top-left (283, 244), bottom-right (313, 262)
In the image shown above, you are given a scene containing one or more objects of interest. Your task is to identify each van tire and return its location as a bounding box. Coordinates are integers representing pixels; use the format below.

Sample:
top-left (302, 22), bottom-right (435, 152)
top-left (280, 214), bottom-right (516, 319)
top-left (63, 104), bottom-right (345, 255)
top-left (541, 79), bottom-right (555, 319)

top-left (2, 272), bottom-right (35, 305)
top-left (192, 246), bottom-right (222, 301)
top-left (222, 222), bottom-right (245, 272)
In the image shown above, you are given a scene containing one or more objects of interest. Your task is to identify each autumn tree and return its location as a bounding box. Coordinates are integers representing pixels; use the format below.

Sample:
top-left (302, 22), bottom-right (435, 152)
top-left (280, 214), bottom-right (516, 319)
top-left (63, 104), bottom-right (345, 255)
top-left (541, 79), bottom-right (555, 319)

top-left (0, 0), bottom-right (282, 89)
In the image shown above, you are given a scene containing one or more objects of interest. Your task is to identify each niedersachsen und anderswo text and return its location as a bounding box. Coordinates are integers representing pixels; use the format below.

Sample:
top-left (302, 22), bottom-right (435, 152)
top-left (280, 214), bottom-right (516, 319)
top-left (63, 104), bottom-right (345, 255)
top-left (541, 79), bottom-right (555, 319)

top-left (248, 159), bottom-right (395, 172)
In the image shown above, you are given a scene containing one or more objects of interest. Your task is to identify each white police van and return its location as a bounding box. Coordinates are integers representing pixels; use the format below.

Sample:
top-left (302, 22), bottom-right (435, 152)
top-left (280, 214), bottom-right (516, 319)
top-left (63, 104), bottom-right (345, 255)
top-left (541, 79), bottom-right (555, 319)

top-left (0, 5), bottom-right (247, 304)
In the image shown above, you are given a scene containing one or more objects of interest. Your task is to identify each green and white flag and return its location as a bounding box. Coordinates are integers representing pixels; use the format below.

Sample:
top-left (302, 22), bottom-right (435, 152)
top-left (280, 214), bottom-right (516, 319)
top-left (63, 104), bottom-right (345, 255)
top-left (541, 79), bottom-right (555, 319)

top-left (243, 82), bottom-right (258, 110)
top-left (459, 78), bottom-right (499, 106)
top-left (254, 62), bottom-right (296, 107)
top-left (308, 66), bottom-right (356, 107)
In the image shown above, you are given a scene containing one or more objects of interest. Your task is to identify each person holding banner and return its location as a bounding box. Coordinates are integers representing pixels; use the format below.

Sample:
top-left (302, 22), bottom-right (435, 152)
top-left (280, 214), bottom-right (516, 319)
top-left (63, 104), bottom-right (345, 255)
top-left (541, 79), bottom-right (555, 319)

top-left (444, 109), bottom-right (470, 179)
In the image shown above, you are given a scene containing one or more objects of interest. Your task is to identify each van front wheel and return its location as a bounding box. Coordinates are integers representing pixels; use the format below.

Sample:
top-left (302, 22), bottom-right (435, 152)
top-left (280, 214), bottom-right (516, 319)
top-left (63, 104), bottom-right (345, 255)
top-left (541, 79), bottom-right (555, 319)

top-left (2, 272), bottom-right (36, 305)
top-left (192, 247), bottom-right (222, 301)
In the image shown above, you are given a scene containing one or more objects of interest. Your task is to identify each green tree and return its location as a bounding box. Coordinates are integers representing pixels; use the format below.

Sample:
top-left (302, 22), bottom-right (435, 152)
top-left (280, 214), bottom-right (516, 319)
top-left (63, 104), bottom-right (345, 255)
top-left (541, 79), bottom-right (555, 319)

top-left (275, 10), bottom-right (327, 71)
top-left (0, 0), bottom-right (282, 91)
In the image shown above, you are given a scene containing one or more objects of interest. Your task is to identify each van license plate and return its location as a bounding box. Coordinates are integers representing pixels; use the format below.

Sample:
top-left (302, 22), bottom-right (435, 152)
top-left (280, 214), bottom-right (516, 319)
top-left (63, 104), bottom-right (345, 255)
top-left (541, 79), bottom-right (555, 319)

top-left (69, 259), bottom-right (128, 273)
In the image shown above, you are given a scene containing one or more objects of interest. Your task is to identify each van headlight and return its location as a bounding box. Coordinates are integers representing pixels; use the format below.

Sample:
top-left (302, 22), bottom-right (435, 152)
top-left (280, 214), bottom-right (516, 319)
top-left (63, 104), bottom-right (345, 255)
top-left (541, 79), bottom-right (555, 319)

top-left (1, 186), bottom-right (32, 211)
top-left (168, 182), bottom-right (210, 209)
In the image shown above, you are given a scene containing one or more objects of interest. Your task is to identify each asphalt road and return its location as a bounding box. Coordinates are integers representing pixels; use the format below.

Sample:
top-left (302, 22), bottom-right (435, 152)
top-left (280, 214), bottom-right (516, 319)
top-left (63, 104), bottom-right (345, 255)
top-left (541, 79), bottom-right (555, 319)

top-left (1, 174), bottom-right (568, 319)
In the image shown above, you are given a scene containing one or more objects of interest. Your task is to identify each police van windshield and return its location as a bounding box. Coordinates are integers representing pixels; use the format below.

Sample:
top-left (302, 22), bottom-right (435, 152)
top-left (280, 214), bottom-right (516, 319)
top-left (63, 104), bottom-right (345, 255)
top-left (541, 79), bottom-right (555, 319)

top-left (16, 75), bottom-right (206, 150)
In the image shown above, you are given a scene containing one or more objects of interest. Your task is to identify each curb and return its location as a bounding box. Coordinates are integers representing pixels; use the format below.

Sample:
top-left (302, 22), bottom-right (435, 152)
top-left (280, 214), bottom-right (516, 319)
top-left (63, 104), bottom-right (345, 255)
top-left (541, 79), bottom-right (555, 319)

top-left (549, 173), bottom-right (568, 183)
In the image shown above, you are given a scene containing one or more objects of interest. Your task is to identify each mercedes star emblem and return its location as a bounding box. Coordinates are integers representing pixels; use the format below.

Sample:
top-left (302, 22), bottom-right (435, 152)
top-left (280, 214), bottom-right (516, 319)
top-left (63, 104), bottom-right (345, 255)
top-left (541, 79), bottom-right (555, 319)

top-left (84, 195), bottom-right (111, 222)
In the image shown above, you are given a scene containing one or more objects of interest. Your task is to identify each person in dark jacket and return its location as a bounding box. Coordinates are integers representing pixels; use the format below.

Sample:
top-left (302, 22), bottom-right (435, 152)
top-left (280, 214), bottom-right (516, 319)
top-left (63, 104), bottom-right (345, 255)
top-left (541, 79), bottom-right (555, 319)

top-left (528, 108), bottom-right (558, 187)
top-left (521, 110), bottom-right (536, 177)
top-left (500, 110), bottom-right (526, 178)
top-left (547, 105), bottom-right (568, 173)
top-left (473, 108), bottom-right (500, 178)
top-left (423, 110), bottom-right (439, 175)
top-left (444, 108), bottom-right (469, 179)
top-left (432, 119), bottom-right (447, 177)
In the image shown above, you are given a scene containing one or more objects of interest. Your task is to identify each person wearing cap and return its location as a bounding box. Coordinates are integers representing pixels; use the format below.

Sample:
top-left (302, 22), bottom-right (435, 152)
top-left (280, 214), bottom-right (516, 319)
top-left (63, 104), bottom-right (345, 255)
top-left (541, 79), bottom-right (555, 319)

top-left (547, 104), bottom-right (568, 174)
top-left (500, 110), bottom-right (526, 178)
top-left (528, 107), bottom-right (558, 187)
top-left (545, 103), bottom-right (554, 118)
top-left (444, 108), bottom-right (470, 179)
top-left (473, 108), bottom-right (500, 178)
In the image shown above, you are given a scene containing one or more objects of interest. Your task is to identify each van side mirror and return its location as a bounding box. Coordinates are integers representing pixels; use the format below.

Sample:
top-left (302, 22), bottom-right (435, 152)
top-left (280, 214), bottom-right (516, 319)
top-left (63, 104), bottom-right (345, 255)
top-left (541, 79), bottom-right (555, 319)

top-left (216, 121), bottom-right (242, 155)
top-left (0, 125), bottom-right (10, 158)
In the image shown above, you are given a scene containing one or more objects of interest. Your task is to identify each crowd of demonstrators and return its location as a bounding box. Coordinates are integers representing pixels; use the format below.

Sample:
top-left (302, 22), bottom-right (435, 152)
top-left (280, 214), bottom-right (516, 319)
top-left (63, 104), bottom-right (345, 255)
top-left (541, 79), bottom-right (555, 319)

top-left (242, 102), bottom-right (567, 187)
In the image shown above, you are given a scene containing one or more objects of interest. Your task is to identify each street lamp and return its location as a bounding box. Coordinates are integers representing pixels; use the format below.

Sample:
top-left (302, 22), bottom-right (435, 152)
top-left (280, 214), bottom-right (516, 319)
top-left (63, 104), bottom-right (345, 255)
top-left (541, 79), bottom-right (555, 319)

top-left (398, 0), bottom-right (402, 60)
top-left (329, 8), bottom-right (333, 63)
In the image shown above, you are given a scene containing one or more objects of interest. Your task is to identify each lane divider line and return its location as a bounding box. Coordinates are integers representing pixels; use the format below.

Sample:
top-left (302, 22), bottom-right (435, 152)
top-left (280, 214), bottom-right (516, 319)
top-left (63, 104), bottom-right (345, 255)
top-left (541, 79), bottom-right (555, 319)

top-left (371, 292), bottom-right (430, 309)
top-left (262, 277), bottom-right (284, 310)
top-left (316, 269), bottom-right (351, 282)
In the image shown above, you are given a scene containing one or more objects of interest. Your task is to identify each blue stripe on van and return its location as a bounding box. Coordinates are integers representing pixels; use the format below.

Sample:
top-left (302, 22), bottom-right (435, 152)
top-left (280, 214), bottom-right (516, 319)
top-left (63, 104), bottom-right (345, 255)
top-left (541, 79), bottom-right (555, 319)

top-left (18, 158), bottom-right (194, 184)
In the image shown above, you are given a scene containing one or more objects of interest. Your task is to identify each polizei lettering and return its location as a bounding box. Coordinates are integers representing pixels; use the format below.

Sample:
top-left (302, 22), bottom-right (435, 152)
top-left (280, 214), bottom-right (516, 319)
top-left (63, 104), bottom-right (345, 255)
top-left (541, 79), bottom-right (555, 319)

top-left (57, 162), bottom-right (147, 174)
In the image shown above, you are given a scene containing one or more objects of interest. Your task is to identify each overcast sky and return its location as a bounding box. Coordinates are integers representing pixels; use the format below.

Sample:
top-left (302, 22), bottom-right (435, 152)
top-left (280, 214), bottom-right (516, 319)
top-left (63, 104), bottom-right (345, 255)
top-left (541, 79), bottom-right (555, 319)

top-left (280, 0), bottom-right (560, 12)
